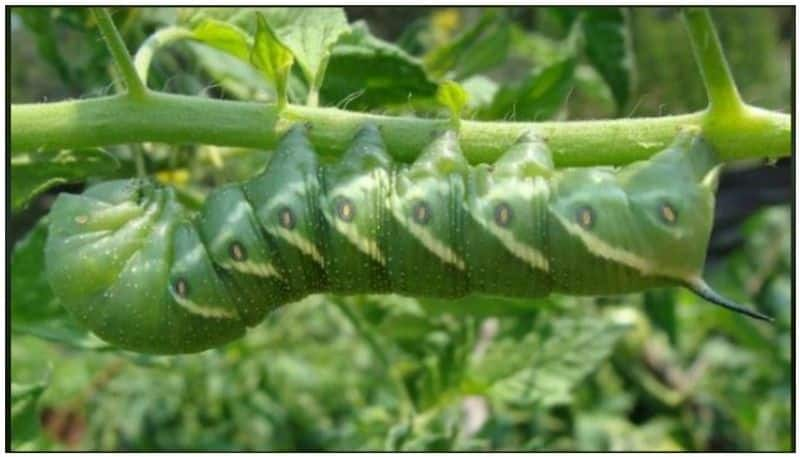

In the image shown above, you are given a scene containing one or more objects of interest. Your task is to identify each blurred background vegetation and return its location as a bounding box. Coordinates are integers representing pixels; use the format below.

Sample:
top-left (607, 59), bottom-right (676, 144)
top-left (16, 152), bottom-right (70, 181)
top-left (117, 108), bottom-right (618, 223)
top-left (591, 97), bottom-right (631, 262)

top-left (10, 6), bottom-right (792, 451)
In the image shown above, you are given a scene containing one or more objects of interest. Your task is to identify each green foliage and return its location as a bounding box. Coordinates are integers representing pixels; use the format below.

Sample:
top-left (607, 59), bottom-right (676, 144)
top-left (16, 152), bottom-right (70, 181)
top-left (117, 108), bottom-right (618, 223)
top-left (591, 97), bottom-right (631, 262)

top-left (13, 8), bottom-right (130, 98)
top-left (482, 317), bottom-right (630, 410)
top-left (546, 7), bottom-right (633, 111)
top-left (9, 6), bottom-right (791, 451)
top-left (11, 148), bottom-right (119, 212)
top-left (11, 219), bottom-right (109, 349)
top-left (436, 80), bottom-right (469, 123)
top-left (579, 9), bottom-right (634, 112)
top-left (482, 57), bottom-right (576, 121)
top-left (631, 7), bottom-right (789, 115)
top-left (423, 10), bottom-right (511, 81)
top-left (16, 9), bottom-right (72, 83)
top-left (255, 8), bottom-right (350, 97)
top-left (182, 7), bottom-right (349, 106)
top-left (192, 19), bottom-right (251, 61)
top-left (11, 380), bottom-right (49, 450)
top-left (251, 13), bottom-right (293, 108)
top-left (320, 20), bottom-right (437, 110)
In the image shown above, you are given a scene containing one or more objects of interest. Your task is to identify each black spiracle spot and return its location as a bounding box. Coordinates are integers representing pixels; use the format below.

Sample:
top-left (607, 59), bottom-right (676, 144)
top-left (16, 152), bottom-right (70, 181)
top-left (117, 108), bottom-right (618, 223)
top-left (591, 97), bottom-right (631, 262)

top-left (412, 201), bottom-right (432, 225)
top-left (335, 197), bottom-right (356, 222)
top-left (659, 202), bottom-right (678, 224)
top-left (494, 202), bottom-right (513, 227)
top-left (278, 206), bottom-right (296, 229)
top-left (576, 205), bottom-right (596, 229)
top-left (229, 241), bottom-right (247, 262)
top-left (173, 278), bottom-right (190, 299)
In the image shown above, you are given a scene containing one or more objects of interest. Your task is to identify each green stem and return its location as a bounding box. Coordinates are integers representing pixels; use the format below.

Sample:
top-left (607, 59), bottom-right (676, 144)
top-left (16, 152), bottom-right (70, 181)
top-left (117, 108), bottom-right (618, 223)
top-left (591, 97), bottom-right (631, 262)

top-left (133, 26), bottom-right (195, 86)
top-left (333, 301), bottom-right (416, 417)
top-left (683, 8), bottom-right (744, 116)
top-left (92, 8), bottom-right (148, 99)
top-left (306, 55), bottom-right (330, 108)
top-left (333, 301), bottom-right (390, 368)
top-left (681, 8), bottom-right (790, 158)
top-left (133, 145), bottom-right (147, 178)
top-left (10, 93), bottom-right (789, 165)
top-left (306, 89), bottom-right (320, 108)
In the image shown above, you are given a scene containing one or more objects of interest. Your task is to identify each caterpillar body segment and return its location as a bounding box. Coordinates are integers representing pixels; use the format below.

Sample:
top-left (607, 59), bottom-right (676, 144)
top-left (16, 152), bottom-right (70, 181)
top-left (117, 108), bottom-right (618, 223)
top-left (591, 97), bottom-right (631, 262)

top-left (463, 134), bottom-right (553, 297)
top-left (45, 126), bottom-right (770, 354)
top-left (319, 125), bottom-right (394, 295)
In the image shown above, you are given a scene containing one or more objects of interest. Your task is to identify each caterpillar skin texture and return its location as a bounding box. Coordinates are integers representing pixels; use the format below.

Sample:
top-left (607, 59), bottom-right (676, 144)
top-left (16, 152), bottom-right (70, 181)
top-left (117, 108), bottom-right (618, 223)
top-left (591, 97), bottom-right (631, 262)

top-left (45, 126), bottom-right (759, 354)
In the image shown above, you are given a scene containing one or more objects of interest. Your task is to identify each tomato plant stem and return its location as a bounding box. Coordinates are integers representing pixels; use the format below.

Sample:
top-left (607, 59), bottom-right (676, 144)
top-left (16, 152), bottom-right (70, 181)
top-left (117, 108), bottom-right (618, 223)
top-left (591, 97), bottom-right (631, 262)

top-left (91, 8), bottom-right (148, 100)
top-left (11, 92), bottom-right (789, 166)
top-left (133, 26), bottom-right (195, 84)
top-left (683, 8), bottom-right (744, 117)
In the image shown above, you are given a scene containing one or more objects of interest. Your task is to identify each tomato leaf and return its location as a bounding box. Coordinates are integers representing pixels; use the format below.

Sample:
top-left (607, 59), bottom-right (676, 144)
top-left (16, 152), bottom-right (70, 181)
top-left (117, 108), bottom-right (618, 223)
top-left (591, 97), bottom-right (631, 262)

top-left (251, 13), bottom-right (294, 107)
top-left (11, 219), bottom-right (109, 350)
top-left (192, 18), bottom-right (251, 61)
top-left (436, 80), bottom-right (469, 122)
top-left (475, 316), bottom-right (629, 409)
top-left (424, 10), bottom-right (511, 80)
top-left (11, 380), bottom-right (48, 449)
top-left (581, 8), bottom-right (634, 113)
top-left (11, 148), bottom-right (119, 212)
top-left (482, 57), bottom-right (576, 121)
top-left (321, 21), bottom-right (437, 110)
top-left (256, 8), bottom-right (349, 94)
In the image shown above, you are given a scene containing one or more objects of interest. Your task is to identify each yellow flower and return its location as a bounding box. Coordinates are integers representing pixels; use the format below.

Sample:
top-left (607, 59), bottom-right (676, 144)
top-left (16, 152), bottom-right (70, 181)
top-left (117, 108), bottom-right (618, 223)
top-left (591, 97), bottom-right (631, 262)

top-left (155, 169), bottom-right (190, 185)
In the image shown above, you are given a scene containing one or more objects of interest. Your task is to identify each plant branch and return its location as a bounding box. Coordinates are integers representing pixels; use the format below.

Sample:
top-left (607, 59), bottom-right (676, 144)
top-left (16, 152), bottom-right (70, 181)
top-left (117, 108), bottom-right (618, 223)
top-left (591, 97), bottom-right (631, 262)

top-left (683, 8), bottom-right (744, 116)
top-left (91, 8), bottom-right (148, 99)
top-left (11, 92), bottom-right (789, 165)
top-left (333, 301), bottom-right (416, 417)
top-left (133, 26), bottom-right (195, 86)
top-left (12, 7), bottom-right (788, 167)
top-left (306, 55), bottom-right (330, 108)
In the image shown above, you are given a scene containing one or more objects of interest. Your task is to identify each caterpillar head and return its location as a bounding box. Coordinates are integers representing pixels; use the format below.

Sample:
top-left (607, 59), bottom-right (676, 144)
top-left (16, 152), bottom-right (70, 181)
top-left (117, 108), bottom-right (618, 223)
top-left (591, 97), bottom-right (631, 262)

top-left (45, 180), bottom-right (247, 353)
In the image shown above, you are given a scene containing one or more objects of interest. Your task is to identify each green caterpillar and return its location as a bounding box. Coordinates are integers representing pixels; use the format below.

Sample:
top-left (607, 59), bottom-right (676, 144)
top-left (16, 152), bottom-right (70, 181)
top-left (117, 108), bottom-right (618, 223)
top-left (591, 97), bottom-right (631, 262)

top-left (44, 125), bottom-right (770, 354)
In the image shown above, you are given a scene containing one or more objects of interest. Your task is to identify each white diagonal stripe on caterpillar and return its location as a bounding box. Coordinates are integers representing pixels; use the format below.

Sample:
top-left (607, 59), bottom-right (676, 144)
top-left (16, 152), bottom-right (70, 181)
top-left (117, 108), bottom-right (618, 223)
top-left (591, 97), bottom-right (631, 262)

top-left (169, 289), bottom-right (237, 319)
top-left (463, 201), bottom-right (549, 272)
top-left (489, 224), bottom-right (549, 272)
top-left (229, 260), bottom-right (283, 279)
top-left (551, 209), bottom-right (653, 274)
top-left (464, 177), bottom-right (550, 272)
top-left (323, 171), bottom-right (389, 266)
top-left (329, 217), bottom-right (386, 266)
top-left (390, 194), bottom-right (466, 271)
top-left (550, 209), bottom-right (697, 282)
top-left (267, 226), bottom-right (326, 267)
top-left (207, 201), bottom-right (281, 280)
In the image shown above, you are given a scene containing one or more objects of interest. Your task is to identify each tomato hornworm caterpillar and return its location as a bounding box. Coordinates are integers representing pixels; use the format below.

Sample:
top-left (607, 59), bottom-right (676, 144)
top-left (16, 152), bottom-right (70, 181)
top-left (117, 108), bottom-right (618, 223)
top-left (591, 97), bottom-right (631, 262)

top-left (45, 125), bottom-right (771, 354)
